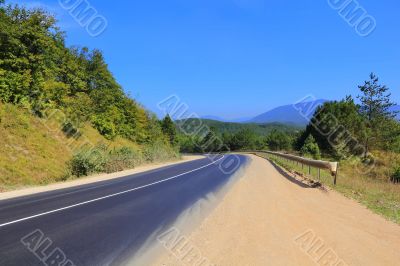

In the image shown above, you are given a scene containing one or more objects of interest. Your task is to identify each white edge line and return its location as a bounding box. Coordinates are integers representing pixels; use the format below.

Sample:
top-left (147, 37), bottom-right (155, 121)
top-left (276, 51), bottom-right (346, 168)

top-left (0, 155), bottom-right (226, 228)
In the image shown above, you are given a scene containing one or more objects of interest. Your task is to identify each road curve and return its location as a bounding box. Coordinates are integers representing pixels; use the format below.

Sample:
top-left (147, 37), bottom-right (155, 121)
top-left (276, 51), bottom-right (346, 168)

top-left (0, 154), bottom-right (247, 266)
top-left (154, 154), bottom-right (400, 266)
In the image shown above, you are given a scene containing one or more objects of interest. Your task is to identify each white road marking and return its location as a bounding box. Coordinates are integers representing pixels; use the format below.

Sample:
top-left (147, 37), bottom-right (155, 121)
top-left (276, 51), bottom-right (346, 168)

top-left (0, 155), bottom-right (226, 228)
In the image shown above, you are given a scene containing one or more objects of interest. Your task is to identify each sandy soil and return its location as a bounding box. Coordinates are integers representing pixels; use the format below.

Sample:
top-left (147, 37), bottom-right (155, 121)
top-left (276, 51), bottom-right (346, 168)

top-left (152, 154), bottom-right (400, 266)
top-left (0, 155), bottom-right (204, 201)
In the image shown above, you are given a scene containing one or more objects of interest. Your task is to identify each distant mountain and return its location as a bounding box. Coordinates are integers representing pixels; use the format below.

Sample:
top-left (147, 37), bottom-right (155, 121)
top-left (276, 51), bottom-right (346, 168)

top-left (247, 99), bottom-right (328, 126)
top-left (202, 100), bottom-right (396, 127)
top-left (230, 117), bottom-right (254, 123)
top-left (200, 115), bottom-right (252, 123)
top-left (201, 115), bottom-right (228, 122)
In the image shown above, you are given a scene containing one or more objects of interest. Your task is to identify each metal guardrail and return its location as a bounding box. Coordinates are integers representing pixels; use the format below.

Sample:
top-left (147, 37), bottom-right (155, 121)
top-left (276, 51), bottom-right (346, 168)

top-left (249, 151), bottom-right (339, 185)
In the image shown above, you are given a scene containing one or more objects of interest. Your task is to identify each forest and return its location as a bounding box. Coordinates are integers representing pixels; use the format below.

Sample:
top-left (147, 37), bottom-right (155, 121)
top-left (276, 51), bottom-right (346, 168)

top-left (1, 1), bottom-right (399, 191)
top-left (0, 2), bottom-right (178, 188)
top-left (176, 73), bottom-right (400, 183)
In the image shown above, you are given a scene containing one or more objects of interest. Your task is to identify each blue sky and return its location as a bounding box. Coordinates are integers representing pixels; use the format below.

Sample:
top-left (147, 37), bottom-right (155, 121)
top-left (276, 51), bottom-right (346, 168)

top-left (13, 0), bottom-right (400, 119)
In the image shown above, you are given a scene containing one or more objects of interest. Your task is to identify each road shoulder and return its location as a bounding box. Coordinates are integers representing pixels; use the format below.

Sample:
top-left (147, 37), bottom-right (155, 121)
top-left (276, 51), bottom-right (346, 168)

top-left (0, 155), bottom-right (204, 201)
top-left (152, 154), bottom-right (400, 266)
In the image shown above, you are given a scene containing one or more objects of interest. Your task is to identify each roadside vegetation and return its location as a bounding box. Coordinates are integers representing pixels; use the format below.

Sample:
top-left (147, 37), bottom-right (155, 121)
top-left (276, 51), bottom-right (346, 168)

top-left (176, 119), bottom-right (301, 136)
top-left (1, 1), bottom-right (399, 225)
top-left (0, 2), bottom-right (179, 191)
top-left (177, 73), bottom-right (400, 224)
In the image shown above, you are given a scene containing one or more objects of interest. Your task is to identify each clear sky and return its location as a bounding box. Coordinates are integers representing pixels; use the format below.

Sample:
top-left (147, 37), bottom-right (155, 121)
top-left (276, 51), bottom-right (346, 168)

top-left (13, 0), bottom-right (400, 119)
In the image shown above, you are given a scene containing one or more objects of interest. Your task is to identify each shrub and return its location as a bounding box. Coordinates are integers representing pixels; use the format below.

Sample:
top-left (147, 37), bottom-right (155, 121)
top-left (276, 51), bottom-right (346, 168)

top-left (61, 121), bottom-right (80, 138)
top-left (143, 141), bottom-right (179, 163)
top-left (391, 167), bottom-right (400, 183)
top-left (91, 116), bottom-right (117, 140)
top-left (103, 147), bottom-right (143, 173)
top-left (69, 142), bottom-right (178, 177)
top-left (69, 145), bottom-right (108, 177)
top-left (300, 135), bottom-right (321, 160)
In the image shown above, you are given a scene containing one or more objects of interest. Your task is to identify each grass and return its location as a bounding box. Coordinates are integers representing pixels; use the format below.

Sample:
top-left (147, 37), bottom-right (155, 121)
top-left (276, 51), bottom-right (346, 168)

top-left (0, 103), bottom-right (179, 192)
top-left (254, 151), bottom-right (400, 225)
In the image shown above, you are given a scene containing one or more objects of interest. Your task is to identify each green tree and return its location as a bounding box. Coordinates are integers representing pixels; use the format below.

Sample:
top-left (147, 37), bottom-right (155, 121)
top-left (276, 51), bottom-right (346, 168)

top-left (0, 2), bottom-right (61, 111)
top-left (201, 127), bottom-right (223, 152)
top-left (230, 129), bottom-right (258, 151)
top-left (357, 73), bottom-right (397, 156)
top-left (0, 1), bottom-right (177, 147)
top-left (306, 97), bottom-right (365, 158)
top-left (221, 132), bottom-right (233, 151)
top-left (161, 115), bottom-right (177, 145)
top-left (265, 130), bottom-right (292, 151)
top-left (177, 134), bottom-right (203, 153)
top-left (300, 134), bottom-right (321, 159)
top-left (380, 118), bottom-right (400, 153)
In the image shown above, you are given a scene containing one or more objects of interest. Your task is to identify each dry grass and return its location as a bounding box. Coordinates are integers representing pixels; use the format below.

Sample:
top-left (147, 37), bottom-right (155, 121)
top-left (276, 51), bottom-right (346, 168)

top-left (0, 103), bottom-right (70, 189)
top-left (0, 103), bottom-right (177, 191)
top-left (255, 151), bottom-right (400, 225)
top-left (337, 151), bottom-right (400, 224)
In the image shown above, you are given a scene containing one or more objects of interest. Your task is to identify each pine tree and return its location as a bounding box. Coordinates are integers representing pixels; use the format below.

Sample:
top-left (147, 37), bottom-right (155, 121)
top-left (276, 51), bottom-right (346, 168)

top-left (357, 73), bottom-right (396, 156)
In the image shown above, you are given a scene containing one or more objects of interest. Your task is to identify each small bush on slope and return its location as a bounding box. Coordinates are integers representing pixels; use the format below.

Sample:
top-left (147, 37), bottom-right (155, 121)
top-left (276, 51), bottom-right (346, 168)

top-left (391, 167), bottom-right (400, 183)
top-left (69, 143), bottom-right (179, 177)
top-left (0, 103), bottom-right (178, 191)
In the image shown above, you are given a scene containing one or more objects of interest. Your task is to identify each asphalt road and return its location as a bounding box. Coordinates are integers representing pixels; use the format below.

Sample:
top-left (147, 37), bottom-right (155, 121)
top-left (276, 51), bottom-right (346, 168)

top-left (0, 154), bottom-right (247, 266)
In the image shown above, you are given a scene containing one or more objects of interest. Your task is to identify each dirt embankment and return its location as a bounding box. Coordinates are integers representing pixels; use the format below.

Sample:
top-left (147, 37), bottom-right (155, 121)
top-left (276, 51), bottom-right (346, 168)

top-left (153, 154), bottom-right (400, 266)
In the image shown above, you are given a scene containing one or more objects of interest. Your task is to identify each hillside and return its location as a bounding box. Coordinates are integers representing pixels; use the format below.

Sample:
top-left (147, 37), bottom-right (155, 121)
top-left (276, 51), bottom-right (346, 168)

top-left (0, 3), bottom-right (178, 190)
top-left (0, 103), bottom-right (141, 190)
top-left (176, 119), bottom-right (301, 136)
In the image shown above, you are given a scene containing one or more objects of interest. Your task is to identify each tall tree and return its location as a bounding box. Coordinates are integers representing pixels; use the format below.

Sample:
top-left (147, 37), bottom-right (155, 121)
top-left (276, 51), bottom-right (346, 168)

top-left (161, 115), bottom-right (177, 145)
top-left (0, 1), bottom-right (169, 144)
top-left (201, 127), bottom-right (223, 152)
top-left (357, 73), bottom-right (396, 156)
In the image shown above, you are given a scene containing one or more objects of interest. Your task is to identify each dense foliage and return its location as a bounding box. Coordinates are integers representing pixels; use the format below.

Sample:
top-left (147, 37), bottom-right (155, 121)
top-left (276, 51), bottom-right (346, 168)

top-left (1, 1), bottom-right (399, 186)
top-left (161, 115), bottom-right (177, 145)
top-left (0, 2), bottom-right (171, 145)
top-left (304, 96), bottom-right (366, 158)
top-left (176, 119), bottom-right (301, 136)
top-left (70, 142), bottom-right (176, 177)
top-left (176, 74), bottom-right (399, 184)
top-left (300, 135), bottom-right (321, 160)
top-left (177, 125), bottom-right (295, 153)
top-left (265, 130), bottom-right (293, 151)
top-left (299, 74), bottom-right (399, 160)
top-left (357, 73), bottom-right (398, 155)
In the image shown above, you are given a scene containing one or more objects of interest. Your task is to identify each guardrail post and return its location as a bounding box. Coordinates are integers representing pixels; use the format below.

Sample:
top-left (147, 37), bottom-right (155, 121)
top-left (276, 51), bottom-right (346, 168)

top-left (334, 168), bottom-right (338, 185)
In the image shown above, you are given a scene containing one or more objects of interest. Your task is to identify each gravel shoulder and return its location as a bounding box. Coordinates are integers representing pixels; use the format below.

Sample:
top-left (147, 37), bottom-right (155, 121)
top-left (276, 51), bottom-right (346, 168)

top-left (152, 154), bottom-right (400, 266)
